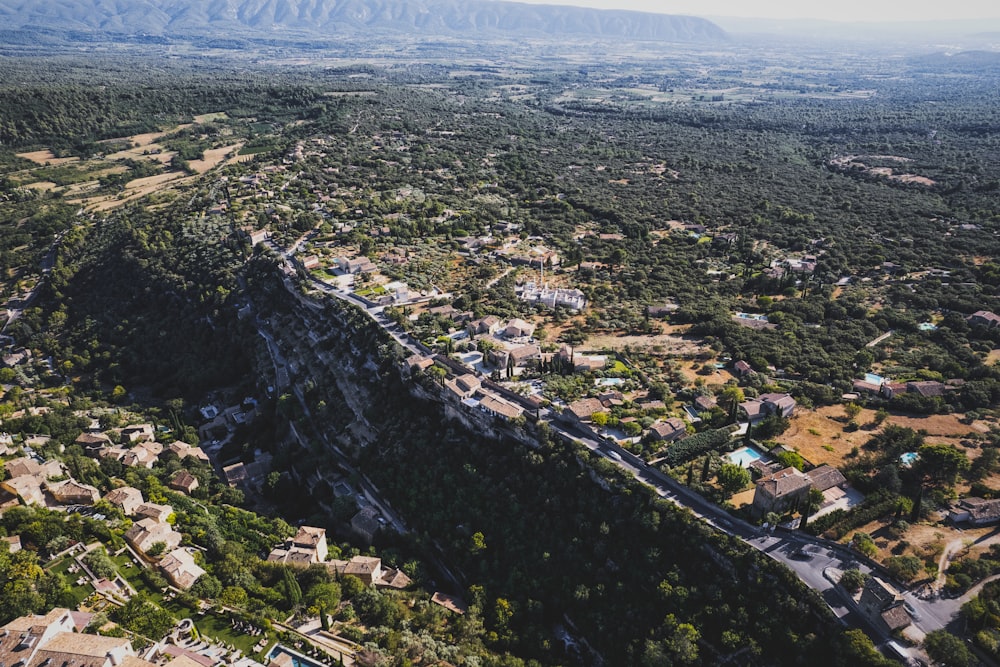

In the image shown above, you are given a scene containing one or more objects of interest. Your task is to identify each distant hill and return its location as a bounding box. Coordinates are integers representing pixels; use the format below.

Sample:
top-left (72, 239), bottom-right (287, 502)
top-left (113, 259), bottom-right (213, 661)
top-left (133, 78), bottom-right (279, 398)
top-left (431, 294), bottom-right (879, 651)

top-left (0, 0), bottom-right (727, 44)
top-left (712, 15), bottom-right (1000, 46)
top-left (908, 50), bottom-right (1000, 72)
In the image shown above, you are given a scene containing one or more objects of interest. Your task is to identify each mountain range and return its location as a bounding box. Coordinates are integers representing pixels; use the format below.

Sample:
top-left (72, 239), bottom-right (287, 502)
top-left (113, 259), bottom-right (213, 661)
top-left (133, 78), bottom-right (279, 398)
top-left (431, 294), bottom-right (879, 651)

top-left (0, 0), bottom-right (727, 43)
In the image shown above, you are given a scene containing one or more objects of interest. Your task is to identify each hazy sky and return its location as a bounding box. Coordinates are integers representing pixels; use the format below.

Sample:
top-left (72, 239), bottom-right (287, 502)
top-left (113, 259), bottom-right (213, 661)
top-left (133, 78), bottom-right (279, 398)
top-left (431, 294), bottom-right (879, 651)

top-left (511, 0), bottom-right (1000, 22)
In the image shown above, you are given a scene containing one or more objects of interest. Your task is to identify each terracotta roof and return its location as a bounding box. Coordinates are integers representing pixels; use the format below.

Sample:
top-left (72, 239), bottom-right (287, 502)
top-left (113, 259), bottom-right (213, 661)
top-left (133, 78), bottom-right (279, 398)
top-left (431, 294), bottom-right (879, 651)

top-left (169, 470), bottom-right (199, 492)
top-left (293, 526), bottom-right (326, 547)
top-left (880, 604), bottom-right (912, 631)
top-left (756, 467), bottom-right (812, 500)
top-left (378, 567), bottom-right (412, 589)
top-left (5, 456), bottom-right (43, 478)
top-left (852, 380), bottom-right (882, 394)
top-left (431, 592), bottom-right (468, 615)
top-left (906, 380), bottom-right (948, 397)
top-left (134, 502), bottom-right (173, 522)
top-left (479, 394), bottom-right (524, 420)
top-left (48, 479), bottom-right (101, 504)
top-left (104, 486), bottom-right (143, 508)
top-left (567, 398), bottom-right (605, 420)
top-left (651, 418), bottom-right (686, 441)
top-left (344, 556), bottom-right (381, 577)
top-left (693, 395), bottom-right (717, 411)
top-left (805, 465), bottom-right (847, 492)
top-left (761, 393), bottom-right (796, 412)
top-left (159, 548), bottom-right (206, 589)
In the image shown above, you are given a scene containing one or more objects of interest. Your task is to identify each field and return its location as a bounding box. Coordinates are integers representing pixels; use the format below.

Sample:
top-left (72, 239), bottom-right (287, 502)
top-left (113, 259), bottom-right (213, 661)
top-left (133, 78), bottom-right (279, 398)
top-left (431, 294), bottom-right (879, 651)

top-left (9, 113), bottom-right (251, 213)
top-left (90, 172), bottom-right (188, 211)
top-left (15, 150), bottom-right (79, 166)
top-left (189, 142), bottom-right (245, 174)
top-left (584, 332), bottom-right (704, 355)
top-left (776, 404), bottom-right (990, 469)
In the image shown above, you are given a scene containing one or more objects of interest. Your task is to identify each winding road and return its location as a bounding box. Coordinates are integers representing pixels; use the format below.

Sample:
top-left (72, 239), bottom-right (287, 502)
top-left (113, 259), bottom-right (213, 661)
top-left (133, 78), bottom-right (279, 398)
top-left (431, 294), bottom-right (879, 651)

top-left (263, 235), bottom-right (976, 657)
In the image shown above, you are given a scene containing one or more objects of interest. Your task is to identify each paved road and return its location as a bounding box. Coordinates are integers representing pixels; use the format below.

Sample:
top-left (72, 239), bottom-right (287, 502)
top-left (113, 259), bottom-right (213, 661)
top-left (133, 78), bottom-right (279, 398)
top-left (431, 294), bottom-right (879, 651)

top-left (265, 239), bottom-right (424, 356)
top-left (546, 418), bottom-right (960, 641)
top-left (265, 237), bottom-right (966, 644)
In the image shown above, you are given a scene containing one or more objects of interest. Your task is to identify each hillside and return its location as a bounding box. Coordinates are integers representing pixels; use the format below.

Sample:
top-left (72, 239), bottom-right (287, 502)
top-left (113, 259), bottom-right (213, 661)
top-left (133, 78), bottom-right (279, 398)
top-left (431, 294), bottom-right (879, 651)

top-left (0, 0), bottom-right (727, 43)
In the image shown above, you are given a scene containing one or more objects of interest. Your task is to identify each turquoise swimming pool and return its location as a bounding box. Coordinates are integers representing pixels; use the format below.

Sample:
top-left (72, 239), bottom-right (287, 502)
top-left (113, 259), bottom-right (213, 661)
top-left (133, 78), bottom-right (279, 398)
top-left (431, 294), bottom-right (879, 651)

top-left (728, 445), bottom-right (764, 467)
top-left (865, 372), bottom-right (885, 385)
top-left (900, 452), bottom-right (919, 467)
top-left (269, 646), bottom-right (328, 667)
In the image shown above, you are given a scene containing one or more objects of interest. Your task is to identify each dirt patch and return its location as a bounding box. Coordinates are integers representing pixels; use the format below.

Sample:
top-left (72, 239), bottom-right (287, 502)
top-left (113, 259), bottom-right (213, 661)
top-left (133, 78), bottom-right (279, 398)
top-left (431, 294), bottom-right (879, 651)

top-left (987, 349), bottom-right (1000, 366)
top-left (777, 405), bottom-right (984, 469)
top-left (193, 113), bottom-right (228, 123)
top-left (87, 171), bottom-right (189, 212)
top-left (730, 487), bottom-right (755, 511)
top-left (24, 181), bottom-right (58, 191)
top-left (584, 332), bottom-right (704, 355)
top-left (105, 145), bottom-right (176, 164)
top-left (893, 174), bottom-right (936, 186)
top-left (188, 143), bottom-right (244, 174)
top-left (16, 150), bottom-right (78, 166)
top-left (674, 358), bottom-right (735, 385)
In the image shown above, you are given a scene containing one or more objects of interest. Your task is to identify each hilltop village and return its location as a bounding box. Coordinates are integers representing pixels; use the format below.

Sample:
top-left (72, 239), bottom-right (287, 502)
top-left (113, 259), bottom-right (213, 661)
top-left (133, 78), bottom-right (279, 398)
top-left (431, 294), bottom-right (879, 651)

top-left (2, 39), bottom-right (1000, 666)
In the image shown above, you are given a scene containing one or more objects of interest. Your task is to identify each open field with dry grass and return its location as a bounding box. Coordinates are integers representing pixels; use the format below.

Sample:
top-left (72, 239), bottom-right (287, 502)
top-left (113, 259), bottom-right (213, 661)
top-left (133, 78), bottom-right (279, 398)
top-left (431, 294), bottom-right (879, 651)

top-left (18, 116), bottom-right (246, 213)
top-left (584, 332), bottom-right (705, 355)
top-left (189, 143), bottom-right (244, 174)
top-left (777, 404), bottom-right (991, 469)
top-left (15, 150), bottom-right (79, 166)
top-left (88, 172), bottom-right (189, 211)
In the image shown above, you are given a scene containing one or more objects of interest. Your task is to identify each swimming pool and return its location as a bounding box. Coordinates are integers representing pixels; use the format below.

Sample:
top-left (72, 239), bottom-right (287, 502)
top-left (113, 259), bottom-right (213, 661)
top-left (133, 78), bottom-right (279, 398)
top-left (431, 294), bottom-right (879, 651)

top-left (595, 378), bottom-right (625, 387)
top-left (919, 322), bottom-right (938, 331)
top-left (899, 452), bottom-right (919, 467)
top-left (269, 646), bottom-right (330, 667)
top-left (728, 445), bottom-right (764, 468)
top-left (864, 372), bottom-right (885, 385)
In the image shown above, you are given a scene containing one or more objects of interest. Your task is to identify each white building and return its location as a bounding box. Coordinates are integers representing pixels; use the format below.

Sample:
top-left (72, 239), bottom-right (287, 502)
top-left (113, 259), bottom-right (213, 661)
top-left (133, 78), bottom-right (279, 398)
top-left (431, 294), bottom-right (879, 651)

top-left (517, 282), bottom-right (586, 311)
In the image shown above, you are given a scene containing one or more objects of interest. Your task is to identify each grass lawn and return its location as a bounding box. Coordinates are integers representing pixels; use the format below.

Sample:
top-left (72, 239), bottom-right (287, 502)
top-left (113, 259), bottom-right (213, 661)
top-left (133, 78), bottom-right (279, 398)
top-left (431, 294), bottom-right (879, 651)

top-left (46, 556), bottom-right (92, 607)
top-left (607, 360), bottom-right (629, 375)
top-left (111, 552), bottom-right (167, 602)
top-left (194, 613), bottom-right (263, 657)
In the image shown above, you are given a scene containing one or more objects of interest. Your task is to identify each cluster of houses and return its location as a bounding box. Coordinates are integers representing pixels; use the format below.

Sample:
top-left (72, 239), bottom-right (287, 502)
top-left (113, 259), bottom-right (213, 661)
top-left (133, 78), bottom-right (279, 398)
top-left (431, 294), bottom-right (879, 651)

top-left (76, 424), bottom-right (209, 478)
top-left (851, 376), bottom-right (957, 400)
top-left (1, 456), bottom-right (100, 511)
top-left (266, 526), bottom-right (411, 589)
top-left (0, 608), bottom-right (159, 667)
top-left (410, 353), bottom-right (531, 423)
top-left (110, 487), bottom-right (206, 590)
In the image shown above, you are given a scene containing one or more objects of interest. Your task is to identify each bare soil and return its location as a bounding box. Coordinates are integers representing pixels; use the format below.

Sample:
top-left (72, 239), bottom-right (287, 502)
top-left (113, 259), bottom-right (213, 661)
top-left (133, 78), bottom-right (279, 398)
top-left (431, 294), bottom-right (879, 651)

top-left (16, 150), bottom-right (78, 166)
top-left (188, 143), bottom-right (244, 174)
top-left (88, 172), bottom-right (188, 211)
top-left (584, 333), bottom-right (704, 355)
top-left (777, 404), bottom-right (986, 469)
top-left (24, 181), bottom-right (58, 191)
